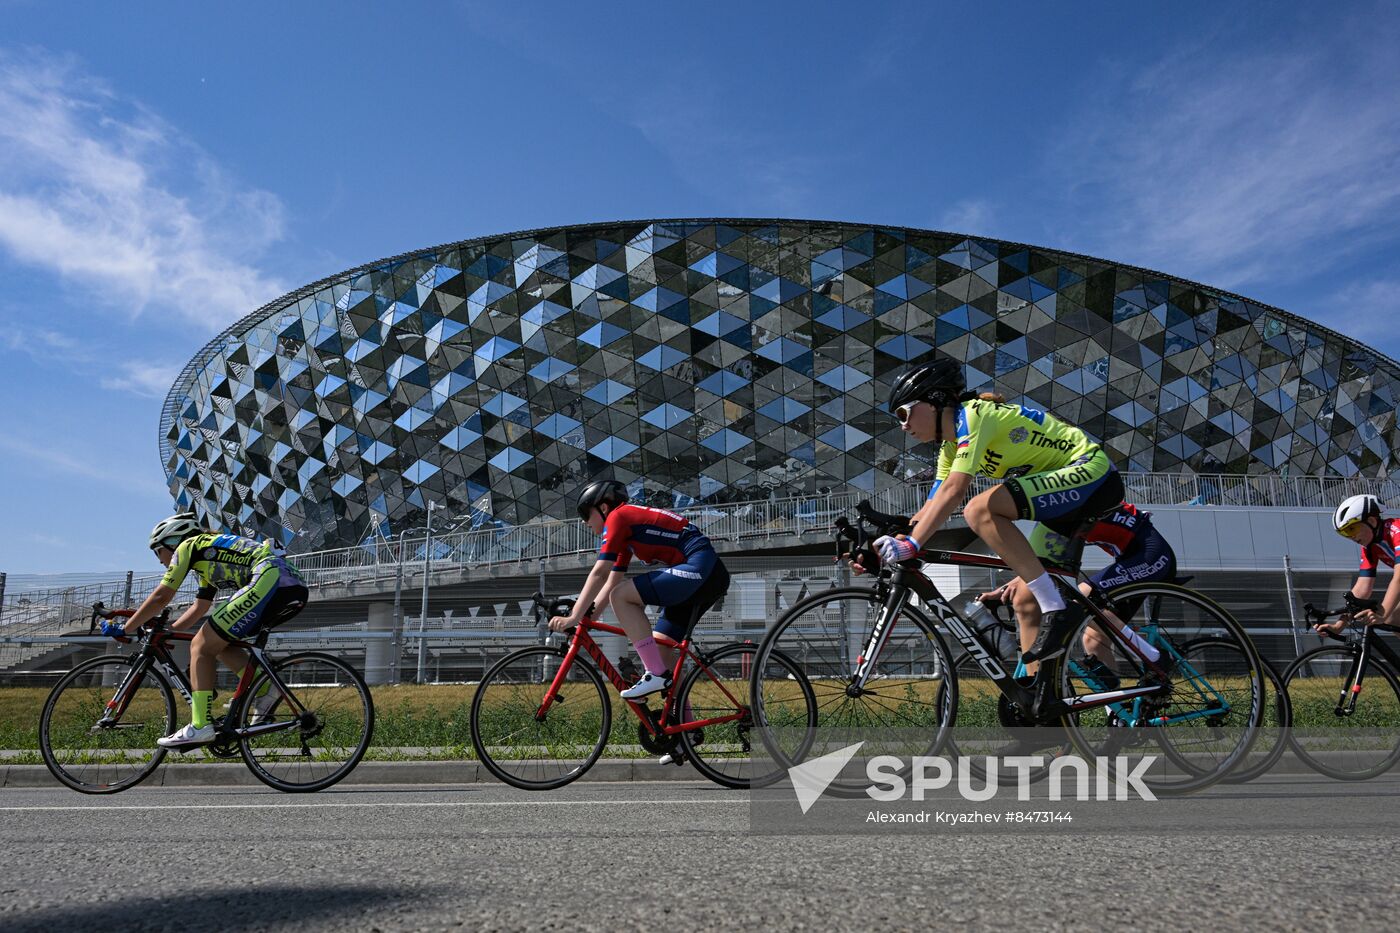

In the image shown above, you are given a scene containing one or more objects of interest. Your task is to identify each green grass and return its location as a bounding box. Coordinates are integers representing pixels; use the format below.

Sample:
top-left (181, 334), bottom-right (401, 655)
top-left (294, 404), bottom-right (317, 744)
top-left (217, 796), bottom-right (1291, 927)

top-left (5, 672), bottom-right (1397, 763)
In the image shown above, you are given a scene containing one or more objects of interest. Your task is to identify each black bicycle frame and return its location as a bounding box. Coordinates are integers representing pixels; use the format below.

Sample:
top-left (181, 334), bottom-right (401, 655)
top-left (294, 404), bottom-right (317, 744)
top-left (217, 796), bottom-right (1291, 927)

top-left (104, 629), bottom-right (304, 740)
top-left (855, 558), bottom-right (1169, 716)
top-left (1328, 626), bottom-right (1400, 716)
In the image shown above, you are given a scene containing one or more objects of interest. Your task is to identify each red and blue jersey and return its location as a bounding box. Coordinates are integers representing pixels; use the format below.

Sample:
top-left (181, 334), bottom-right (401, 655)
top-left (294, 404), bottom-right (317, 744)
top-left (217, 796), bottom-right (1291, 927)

top-left (1358, 517), bottom-right (1400, 577)
top-left (1083, 502), bottom-right (1152, 558)
top-left (597, 504), bottom-right (711, 572)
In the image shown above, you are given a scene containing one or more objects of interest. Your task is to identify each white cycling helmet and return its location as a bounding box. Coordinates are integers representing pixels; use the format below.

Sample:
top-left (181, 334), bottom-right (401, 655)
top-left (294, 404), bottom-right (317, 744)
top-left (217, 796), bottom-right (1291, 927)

top-left (149, 512), bottom-right (204, 551)
top-left (1333, 494), bottom-right (1383, 538)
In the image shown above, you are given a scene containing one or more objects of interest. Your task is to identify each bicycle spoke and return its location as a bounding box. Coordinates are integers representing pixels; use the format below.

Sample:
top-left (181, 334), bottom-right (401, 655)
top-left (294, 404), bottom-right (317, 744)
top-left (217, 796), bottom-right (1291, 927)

top-left (471, 647), bottom-right (611, 790)
top-left (239, 653), bottom-right (373, 792)
top-left (40, 657), bottom-right (175, 794)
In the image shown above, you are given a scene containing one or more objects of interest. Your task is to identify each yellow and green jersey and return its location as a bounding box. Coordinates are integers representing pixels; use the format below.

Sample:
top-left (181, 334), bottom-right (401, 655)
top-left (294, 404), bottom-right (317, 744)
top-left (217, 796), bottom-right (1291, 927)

top-left (160, 533), bottom-right (285, 600)
top-left (933, 399), bottom-right (1099, 487)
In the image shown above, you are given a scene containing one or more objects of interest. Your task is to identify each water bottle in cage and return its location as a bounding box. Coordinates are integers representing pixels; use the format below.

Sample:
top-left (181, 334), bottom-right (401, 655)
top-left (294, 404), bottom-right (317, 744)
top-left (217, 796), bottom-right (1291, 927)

top-left (962, 599), bottom-right (1020, 666)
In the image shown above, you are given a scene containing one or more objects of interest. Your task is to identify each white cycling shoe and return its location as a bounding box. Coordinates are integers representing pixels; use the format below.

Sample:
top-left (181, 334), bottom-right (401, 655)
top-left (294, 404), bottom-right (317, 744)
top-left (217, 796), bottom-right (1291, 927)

top-left (157, 723), bottom-right (216, 749)
top-left (620, 671), bottom-right (672, 700)
top-left (248, 690), bottom-right (282, 725)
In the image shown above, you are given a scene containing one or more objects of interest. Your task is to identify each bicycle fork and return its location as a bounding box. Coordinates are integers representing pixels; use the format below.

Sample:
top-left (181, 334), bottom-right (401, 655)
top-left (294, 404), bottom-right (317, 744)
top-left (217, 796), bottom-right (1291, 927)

top-left (1334, 639), bottom-right (1372, 717)
top-left (851, 587), bottom-right (909, 690)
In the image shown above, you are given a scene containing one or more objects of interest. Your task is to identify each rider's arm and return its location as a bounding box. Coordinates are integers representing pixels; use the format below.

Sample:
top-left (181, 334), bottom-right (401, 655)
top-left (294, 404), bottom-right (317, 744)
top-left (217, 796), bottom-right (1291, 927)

top-left (1367, 572), bottom-right (1400, 626)
top-left (1317, 577), bottom-right (1377, 634)
top-left (169, 597), bottom-right (214, 632)
top-left (909, 471), bottom-right (973, 548)
top-left (557, 560), bottom-right (614, 626)
top-left (124, 585), bottom-right (178, 633)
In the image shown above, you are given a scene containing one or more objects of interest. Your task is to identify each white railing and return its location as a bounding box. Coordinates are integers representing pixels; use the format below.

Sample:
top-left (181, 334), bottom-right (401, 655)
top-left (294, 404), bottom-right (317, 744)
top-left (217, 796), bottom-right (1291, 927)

top-left (6, 472), bottom-right (1398, 626)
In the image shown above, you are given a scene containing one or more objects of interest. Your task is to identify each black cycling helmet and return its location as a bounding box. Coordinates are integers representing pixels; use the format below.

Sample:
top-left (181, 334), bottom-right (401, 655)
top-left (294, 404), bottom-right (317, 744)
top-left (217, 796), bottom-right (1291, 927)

top-left (576, 479), bottom-right (628, 520)
top-left (888, 359), bottom-right (966, 412)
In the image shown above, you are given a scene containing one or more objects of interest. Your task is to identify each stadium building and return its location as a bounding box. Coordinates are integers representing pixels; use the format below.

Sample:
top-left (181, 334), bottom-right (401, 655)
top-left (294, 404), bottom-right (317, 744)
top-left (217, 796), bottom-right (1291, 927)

top-left (160, 219), bottom-right (1400, 552)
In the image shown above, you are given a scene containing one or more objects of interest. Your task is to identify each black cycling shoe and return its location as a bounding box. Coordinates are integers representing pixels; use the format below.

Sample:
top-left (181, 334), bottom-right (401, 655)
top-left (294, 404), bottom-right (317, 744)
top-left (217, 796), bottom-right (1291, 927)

top-left (1079, 655), bottom-right (1121, 691)
top-left (1021, 604), bottom-right (1087, 664)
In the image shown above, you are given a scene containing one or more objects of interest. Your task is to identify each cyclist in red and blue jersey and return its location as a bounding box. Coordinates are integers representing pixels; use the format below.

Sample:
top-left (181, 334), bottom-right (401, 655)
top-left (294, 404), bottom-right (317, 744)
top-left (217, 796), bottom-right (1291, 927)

top-left (1316, 494), bottom-right (1400, 636)
top-left (982, 501), bottom-right (1177, 685)
top-left (549, 480), bottom-right (730, 698)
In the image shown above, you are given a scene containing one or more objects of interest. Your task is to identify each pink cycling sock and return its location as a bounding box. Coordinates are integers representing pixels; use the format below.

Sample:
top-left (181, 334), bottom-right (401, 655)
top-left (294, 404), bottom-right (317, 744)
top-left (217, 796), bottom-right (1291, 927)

top-left (634, 637), bottom-right (668, 677)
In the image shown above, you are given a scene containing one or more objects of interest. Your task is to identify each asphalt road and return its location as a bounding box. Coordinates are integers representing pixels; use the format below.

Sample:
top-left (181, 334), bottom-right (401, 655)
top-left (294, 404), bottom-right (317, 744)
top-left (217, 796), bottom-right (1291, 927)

top-left (3, 775), bottom-right (1399, 932)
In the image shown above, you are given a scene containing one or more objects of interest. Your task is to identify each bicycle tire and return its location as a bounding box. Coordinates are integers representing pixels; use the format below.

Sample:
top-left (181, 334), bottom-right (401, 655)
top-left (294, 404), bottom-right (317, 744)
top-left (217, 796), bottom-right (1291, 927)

top-left (1148, 637), bottom-right (1291, 784)
top-left (1055, 582), bottom-right (1265, 796)
top-left (470, 645), bottom-right (612, 790)
top-left (950, 649), bottom-right (1065, 787)
top-left (39, 655), bottom-right (176, 795)
top-left (677, 643), bottom-right (816, 789)
top-left (749, 586), bottom-right (957, 796)
top-left (1282, 646), bottom-right (1400, 781)
top-left (238, 652), bottom-right (375, 793)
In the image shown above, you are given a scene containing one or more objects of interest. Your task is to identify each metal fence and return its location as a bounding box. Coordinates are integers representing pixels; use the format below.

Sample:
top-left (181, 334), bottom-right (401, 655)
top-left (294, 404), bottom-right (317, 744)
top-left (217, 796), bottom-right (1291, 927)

top-left (2, 553), bottom-right (1367, 684)
top-left (4, 471), bottom-right (1396, 640)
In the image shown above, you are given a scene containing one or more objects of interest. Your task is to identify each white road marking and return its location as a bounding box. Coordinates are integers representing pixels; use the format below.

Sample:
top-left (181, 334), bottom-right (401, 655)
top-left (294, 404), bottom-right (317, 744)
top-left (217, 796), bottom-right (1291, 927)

top-left (0, 798), bottom-right (749, 813)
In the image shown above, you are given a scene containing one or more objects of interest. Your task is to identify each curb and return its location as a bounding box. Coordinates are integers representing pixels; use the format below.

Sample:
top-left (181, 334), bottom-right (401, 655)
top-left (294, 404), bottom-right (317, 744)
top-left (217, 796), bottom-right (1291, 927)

top-left (1, 758), bottom-right (705, 788)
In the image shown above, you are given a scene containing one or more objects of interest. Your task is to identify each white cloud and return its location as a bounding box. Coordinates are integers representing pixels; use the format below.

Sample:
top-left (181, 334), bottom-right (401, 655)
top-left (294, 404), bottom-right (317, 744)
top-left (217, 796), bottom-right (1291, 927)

top-left (1056, 17), bottom-right (1400, 291)
top-left (0, 324), bottom-right (77, 355)
top-left (0, 49), bottom-right (288, 334)
top-left (0, 316), bottom-right (180, 398)
top-left (0, 435), bottom-right (166, 496)
top-left (1306, 277), bottom-right (1400, 350)
top-left (936, 199), bottom-right (995, 237)
top-left (100, 360), bottom-right (181, 399)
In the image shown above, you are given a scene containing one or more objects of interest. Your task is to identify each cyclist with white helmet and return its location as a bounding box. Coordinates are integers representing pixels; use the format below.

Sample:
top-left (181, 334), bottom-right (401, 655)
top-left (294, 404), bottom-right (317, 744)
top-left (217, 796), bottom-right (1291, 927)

top-left (1319, 494), bottom-right (1400, 635)
top-left (875, 358), bottom-right (1125, 678)
top-left (99, 514), bottom-right (309, 749)
top-left (549, 480), bottom-right (730, 699)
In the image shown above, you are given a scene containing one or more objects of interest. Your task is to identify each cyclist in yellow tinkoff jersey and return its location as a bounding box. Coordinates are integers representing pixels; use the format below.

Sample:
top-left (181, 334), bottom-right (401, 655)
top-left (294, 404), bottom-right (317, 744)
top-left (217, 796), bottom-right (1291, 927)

top-left (874, 359), bottom-right (1125, 674)
top-left (100, 513), bottom-right (309, 749)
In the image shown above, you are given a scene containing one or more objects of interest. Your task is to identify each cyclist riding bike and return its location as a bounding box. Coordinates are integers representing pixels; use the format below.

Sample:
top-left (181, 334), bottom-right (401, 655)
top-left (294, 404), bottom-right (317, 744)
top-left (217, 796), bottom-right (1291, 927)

top-left (875, 358), bottom-right (1125, 671)
top-left (980, 501), bottom-right (1177, 686)
top-left (1316, 494), bottom-right (1400, 636)
top-left (100, 513), bottom-right (309, 749)
top-left (549, 480), bottom-right (731, 699)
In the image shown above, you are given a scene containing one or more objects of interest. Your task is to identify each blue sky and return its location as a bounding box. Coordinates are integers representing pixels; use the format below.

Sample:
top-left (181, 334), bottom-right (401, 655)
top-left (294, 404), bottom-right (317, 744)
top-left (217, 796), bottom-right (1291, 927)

top-left (1, 0), bottom-right (1398, 574)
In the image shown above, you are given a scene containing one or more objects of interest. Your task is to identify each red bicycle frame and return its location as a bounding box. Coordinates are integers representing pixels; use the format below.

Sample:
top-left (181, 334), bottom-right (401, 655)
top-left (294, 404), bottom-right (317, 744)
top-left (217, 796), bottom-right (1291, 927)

top-left (537, 615), bottom-right (746, 737)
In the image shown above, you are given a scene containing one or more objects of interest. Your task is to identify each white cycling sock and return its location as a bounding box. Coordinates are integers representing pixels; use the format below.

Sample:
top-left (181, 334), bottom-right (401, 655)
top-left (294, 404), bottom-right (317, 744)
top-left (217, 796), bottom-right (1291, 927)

top-left (1024, 573), bottom-right (1066, 614)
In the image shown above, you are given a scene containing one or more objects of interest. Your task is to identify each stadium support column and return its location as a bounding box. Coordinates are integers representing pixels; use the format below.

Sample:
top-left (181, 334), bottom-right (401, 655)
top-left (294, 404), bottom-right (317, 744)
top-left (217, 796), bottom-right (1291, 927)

top-left (365, 602), bottom-right (394, 685)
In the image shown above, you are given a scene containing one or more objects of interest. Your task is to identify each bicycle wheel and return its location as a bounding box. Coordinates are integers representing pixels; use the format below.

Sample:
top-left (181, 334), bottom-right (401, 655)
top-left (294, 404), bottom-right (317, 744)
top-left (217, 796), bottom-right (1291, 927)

top-left (1137, 637), bottom-right (1291, 785)
top-left (238, 652), bottom-right (375, 793)
top-left (951, 647), bottom-right (1065, 788)
top-left (1057, 583), bottom-right (1265, 795)
top-left (676, 643), bottom-right (816, 790)
top-left (1282, 647), bottom-right (1400, 781)
top-left (750, 586), bottom-right (957, 795)
top-left (1196, 642), bottom-right (1290, 785)
top-left (39, 656), bottom-right (176, 794)
top-left (470, 645), bottom-right (612, 790)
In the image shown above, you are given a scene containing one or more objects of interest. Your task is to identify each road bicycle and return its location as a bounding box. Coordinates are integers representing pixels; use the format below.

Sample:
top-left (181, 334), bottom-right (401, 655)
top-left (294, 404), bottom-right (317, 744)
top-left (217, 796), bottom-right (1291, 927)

top-left (748, 501), bottom-right (1267, 796)
top-left (39, 604), bottom-right (374, 794)
top-left (469, 593), bottom-right (816, 790)
top-left (961, 591), bottom-right (1291, 786)
top-left (1282, 594), bottom-right (1400, 780)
